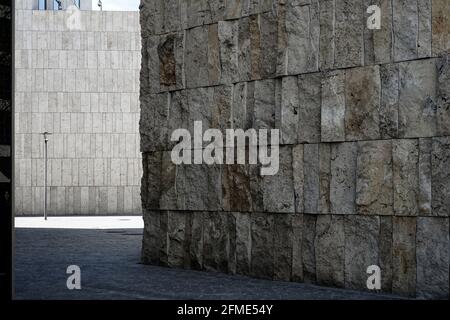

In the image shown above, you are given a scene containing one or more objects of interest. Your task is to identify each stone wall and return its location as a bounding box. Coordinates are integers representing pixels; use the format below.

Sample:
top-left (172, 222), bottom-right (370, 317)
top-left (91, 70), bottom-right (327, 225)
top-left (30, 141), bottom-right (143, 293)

top-left (140, 0), bottom-right (449, 298)
top-left (15, 0), bottom-right (142, 215)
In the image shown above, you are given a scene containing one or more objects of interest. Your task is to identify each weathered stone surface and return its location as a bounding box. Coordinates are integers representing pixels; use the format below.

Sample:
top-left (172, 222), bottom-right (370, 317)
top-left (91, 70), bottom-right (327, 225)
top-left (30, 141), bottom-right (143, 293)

top-left (251, 213), bottom-right (274, 279)
top-left (330, 142), bottom-right (357, 215)
top-left (298, 73), bottom-right (321, 143)
top-left (218, 20), bottom-right (239, 84)
top-left (186, 0), bottom-right (224, 29)
top-left (291, 214), bottom-right (303, 282)
top-left (318, 144), bottom-right (331, 214)
top-left (203, 212), bottom-right (229, 273)
top-left (222, 164), bottom-right (252, 212)
top-left (229, 212), bottom-right (251, 275)
top-left (292, 144), bottom-right (304, 213)
top-left (303, 144), bottom-right (319, 213)
top-left (379, 216), bottom-right (393, 292)
top-left (140, 0), bottom-right (164, 37)
top-left (345, 66), bottom-right (381, 141)
top-left (280, 1), bottom-right (319, 75)
top-left (185, 25), bottom-right (209, 88)
top-left (159, 152), bottom-right (177, 210)
top-left (398, 59), bottom-right (438, 138)
top-left (393, 0), bottom-right (418, 61)
top-left (302, 214), bottom-right (316, 283)
top-left (176, 164), bottom-right (222, 211)
top-left (417, 0), bottom-right (432, 58)
top-left (158, 33), bottom-right (185, 93)
top-left (380, 64), bottom-right (399, 139)
top-left (431, 0), bottom-right (450, 56)
top-left (259, 12), bottom-right (278, 78)
top-left (186, 211), bottom-right (204, 270)
top-left (140, 93), bottom-right (169, 152)
top-left (356, 140), bottom-right (393, 216)
top-left (344, 215), bottom-right (380, 290)
top-left (273, 214), bottom-right (293, 281)
top-left (144, 36), bottom-right (161, 93)
top-left (418, 139), bottom-right (432, 215)
top-left (263, 146), bottom-right (295, 213)
top-left (392, 216), bottom-right (417, 296)
top-left (321, 70), bottom-right (345, 142)
top-left (208, 24), bottom-right (221, 86)
top-left (253, 79), bottom-right (276, 130)
top-left (142, 210), bottom-right (161, 265)
top-left (318, 0), bottom-right (335, 70)
top-left (141, 152), bottom-right (162, 210)
top-left (416, 217), bottom-right (450, 299)
top-left (238, 16), bottom-right (252, 82)
top-left (167, 211), bottom-right (187, 268)
top-left (364, 0), bottom-right (393, 64)
top-left (431, 137), bottom-right (450, 216)
top-left (163, 0), bottom-right (182, 33)
top-left (315, 215), bottom-right (345, 288)
top-left (334, 0), bottom-right (363, 68)
top-left (436, 55), bottom-right (450, 136)
top-left (393, 139), bottom-right (419, 216)
top-left (159, 211), bottom-right (169, 266)
top-left (280, 76), bottom-right (299, 145)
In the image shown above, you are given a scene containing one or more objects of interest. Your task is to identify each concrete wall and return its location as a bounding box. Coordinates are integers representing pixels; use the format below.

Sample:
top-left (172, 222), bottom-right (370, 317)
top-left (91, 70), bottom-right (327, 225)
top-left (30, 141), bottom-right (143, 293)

top-left (14, 0), bottom-right (142, 215)
top-left (140, 0), bottom-right (449, 298)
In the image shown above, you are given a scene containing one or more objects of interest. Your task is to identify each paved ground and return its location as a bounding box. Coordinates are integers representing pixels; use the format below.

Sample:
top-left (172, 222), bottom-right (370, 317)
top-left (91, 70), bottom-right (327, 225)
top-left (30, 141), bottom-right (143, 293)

top-left (14, 218), bottom-right (403, 300)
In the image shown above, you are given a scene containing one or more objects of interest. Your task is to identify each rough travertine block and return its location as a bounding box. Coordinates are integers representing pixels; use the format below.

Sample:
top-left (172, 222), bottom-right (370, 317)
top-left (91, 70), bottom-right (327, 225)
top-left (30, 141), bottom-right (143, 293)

top-left (158, 32), bottom-right (184, 91)
top-left (431, 137), bottom-right (450, 216)
top-left (318, 144), bottom-right (331, 214)
top-left (251, 212), bottom-right (274, 279)
top-left (368, 0), bottom-right (393, 64)
top-left (292, 144), bottom-right (304, 213)
top-left (273, 214), bottom-right (293, 281)
top-left (253, 79), bottom-right (276, 130)
top-left (263, 146), bottom-right (295, 213)
top-left (142, 210), bottom-right (161, 265)
top-left (392, 216), bottom-right (417, 297)
top-left (141, 152), bottom-right (162, 210)
top-left (418, 138), bottom-right (432, 215)
top-left (319, 0), bottom-right (335, 70)
top-left (185, 25), bottom-right (210, 88)
top-left (140, 93), bottom-right (169, 152)
top-left (334, 0), bottom-right (363, 68)
top-left (291, 214), bottom-right (303, 282)
top-left (315, 215), bottom-right (345, 288)
top-left (218, 20), bottom-right (239, 84)
top-left (302, 214), bottom-right (316, 283)
top-left (330, 142), bottom-right (357, 215)
top-left (356, 140), bottom-right (393, 216)
top-left (431, 0), bottom-right (450, 56)
top-left (398, 59), bottom-right (438, 138)
top-left (185, 211), bottom-right (204, 270)
top-left (321, 70), bottom-right (345, 142)
top-left (222, 164), bottom-right (252, 212)
top-left (436, 55), bottom-right (450, 136)
top-left (417, 0), bottom-right (432, 58)
top-left (203, 212), bottom-right (229, 273)
top-left (344, 215), bottom-right (380, 290)
top-left (393, 139), bottom-right (419, 216)
top-left (259, 12), bottom-right (278, 78)
top-left (416, 217), bottom-right (449, 299)
top-left (280, 0), bottom-right (319, 75)
top-left (298, 73), bottom-right (321, 143)
top-left (379, 216), bottom-right (393, 292)
top-left (393, 0), bottom-right (418, 61)
top-left (303, 144), bottom-right (319, 213)
top-left (167, 211), bottom-right (186, 268)
top-left (280, 76), bottom-right (299, 145)
top-left (228, 212), bottom-right (251, 275)
top-left (345, 66), bottom-right (381, 141)
top-left (380, 64), bottom-right (399, 139)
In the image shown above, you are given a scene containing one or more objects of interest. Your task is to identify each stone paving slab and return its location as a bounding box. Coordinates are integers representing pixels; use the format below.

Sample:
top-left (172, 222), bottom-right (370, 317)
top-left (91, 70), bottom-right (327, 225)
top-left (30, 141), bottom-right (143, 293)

top-left (14, 228), bottom-right (404, 300)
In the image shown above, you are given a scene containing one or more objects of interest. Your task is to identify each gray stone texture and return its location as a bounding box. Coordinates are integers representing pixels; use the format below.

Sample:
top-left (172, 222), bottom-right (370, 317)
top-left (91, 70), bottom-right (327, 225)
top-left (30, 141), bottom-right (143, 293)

top-left (140, 0), bottom-right (450, 299)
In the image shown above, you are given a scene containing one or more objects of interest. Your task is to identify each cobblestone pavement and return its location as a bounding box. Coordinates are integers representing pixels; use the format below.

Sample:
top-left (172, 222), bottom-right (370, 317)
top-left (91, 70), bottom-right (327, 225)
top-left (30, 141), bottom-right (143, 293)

top-left (14, 228), bottom-right (403, 300)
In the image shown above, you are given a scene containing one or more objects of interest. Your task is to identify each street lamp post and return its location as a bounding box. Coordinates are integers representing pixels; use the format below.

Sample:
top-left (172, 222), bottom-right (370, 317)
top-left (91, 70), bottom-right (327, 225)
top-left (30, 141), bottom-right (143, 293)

top-left (41, 132), bottom-right (52, 220)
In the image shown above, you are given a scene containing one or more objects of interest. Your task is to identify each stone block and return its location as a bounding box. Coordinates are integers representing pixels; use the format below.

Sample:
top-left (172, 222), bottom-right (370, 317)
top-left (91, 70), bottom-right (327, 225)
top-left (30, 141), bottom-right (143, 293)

top-left (297, 73), bottom-right (321, 143)
top-left (185, 25), bottom-right (209, 88)
top-left (315, 215), bottom-right (345, 288)
top-left (392, 216), bottom-right (417, 297)
top-left (356, 140), bottom-right (393, 216)
top-left (431, 0), bottom-right (450, 56)
top-left (302, 214), bottom-right (316, 283)
top-left (334, 0), bottom-right (364, 68)
top-left (437, 55), bottom-right (450, 136)
top-left (253, 79), bottom-right (276, 130)
top-left (185, 211), bottom-right (204, 270)
top-left (393, 0), bottom-right (418, 61)
top-left (398, 59), bottom-right (438, 138)
top-left (393, 139), bottom-right (419, 216)
top-left (218, 20), bottom-right (239, 84)
top-left (416, 217), bottom-right (449, 299)
top-left (280, 76), bottom-right (299, 145)
top-left (259, 12), bottom-right (278, 78)
top-left (303, 144), bottom-right (319, 213)
top-left (273, 214), bottom-right (293, 281)
top-left (292, 144), bottom-right (304, 213)
top-left (431, 137), bottom-right (450, 216)
top-left (167, 211), bottom-right (187, 268)
top-left (344, 215), bottom-right (380, 290)
top-left (251, 212), bottom-right (274, 279)
top-left (291, 214), bottom-right (303, 282)
top-left (203, 212), bottom-right (229, 273)
top-left (158, 32), bottom-right (184, 91)
top-left (418, 138), bottom-right (432, 215)
top-left (321, 70), bottom-right (345, 142)
top-left (379, 216), bottom-right (393, 292)
top-left (142, 210), bottom-right (161, 265)
top-left (330, 142), bottom-right (357, 215)
top-left (345, 66), bottom-right (381, 141)
top-left (141, 152), bottom-right (162, 210)
top-left (222, 164), bottom-right (253, 212)
top-left (417, 0), bottom-right (432, 58)
top-left (380, 63), bottom-right (399, 139)
top-left (228, 212), bottom-right (251, 275)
